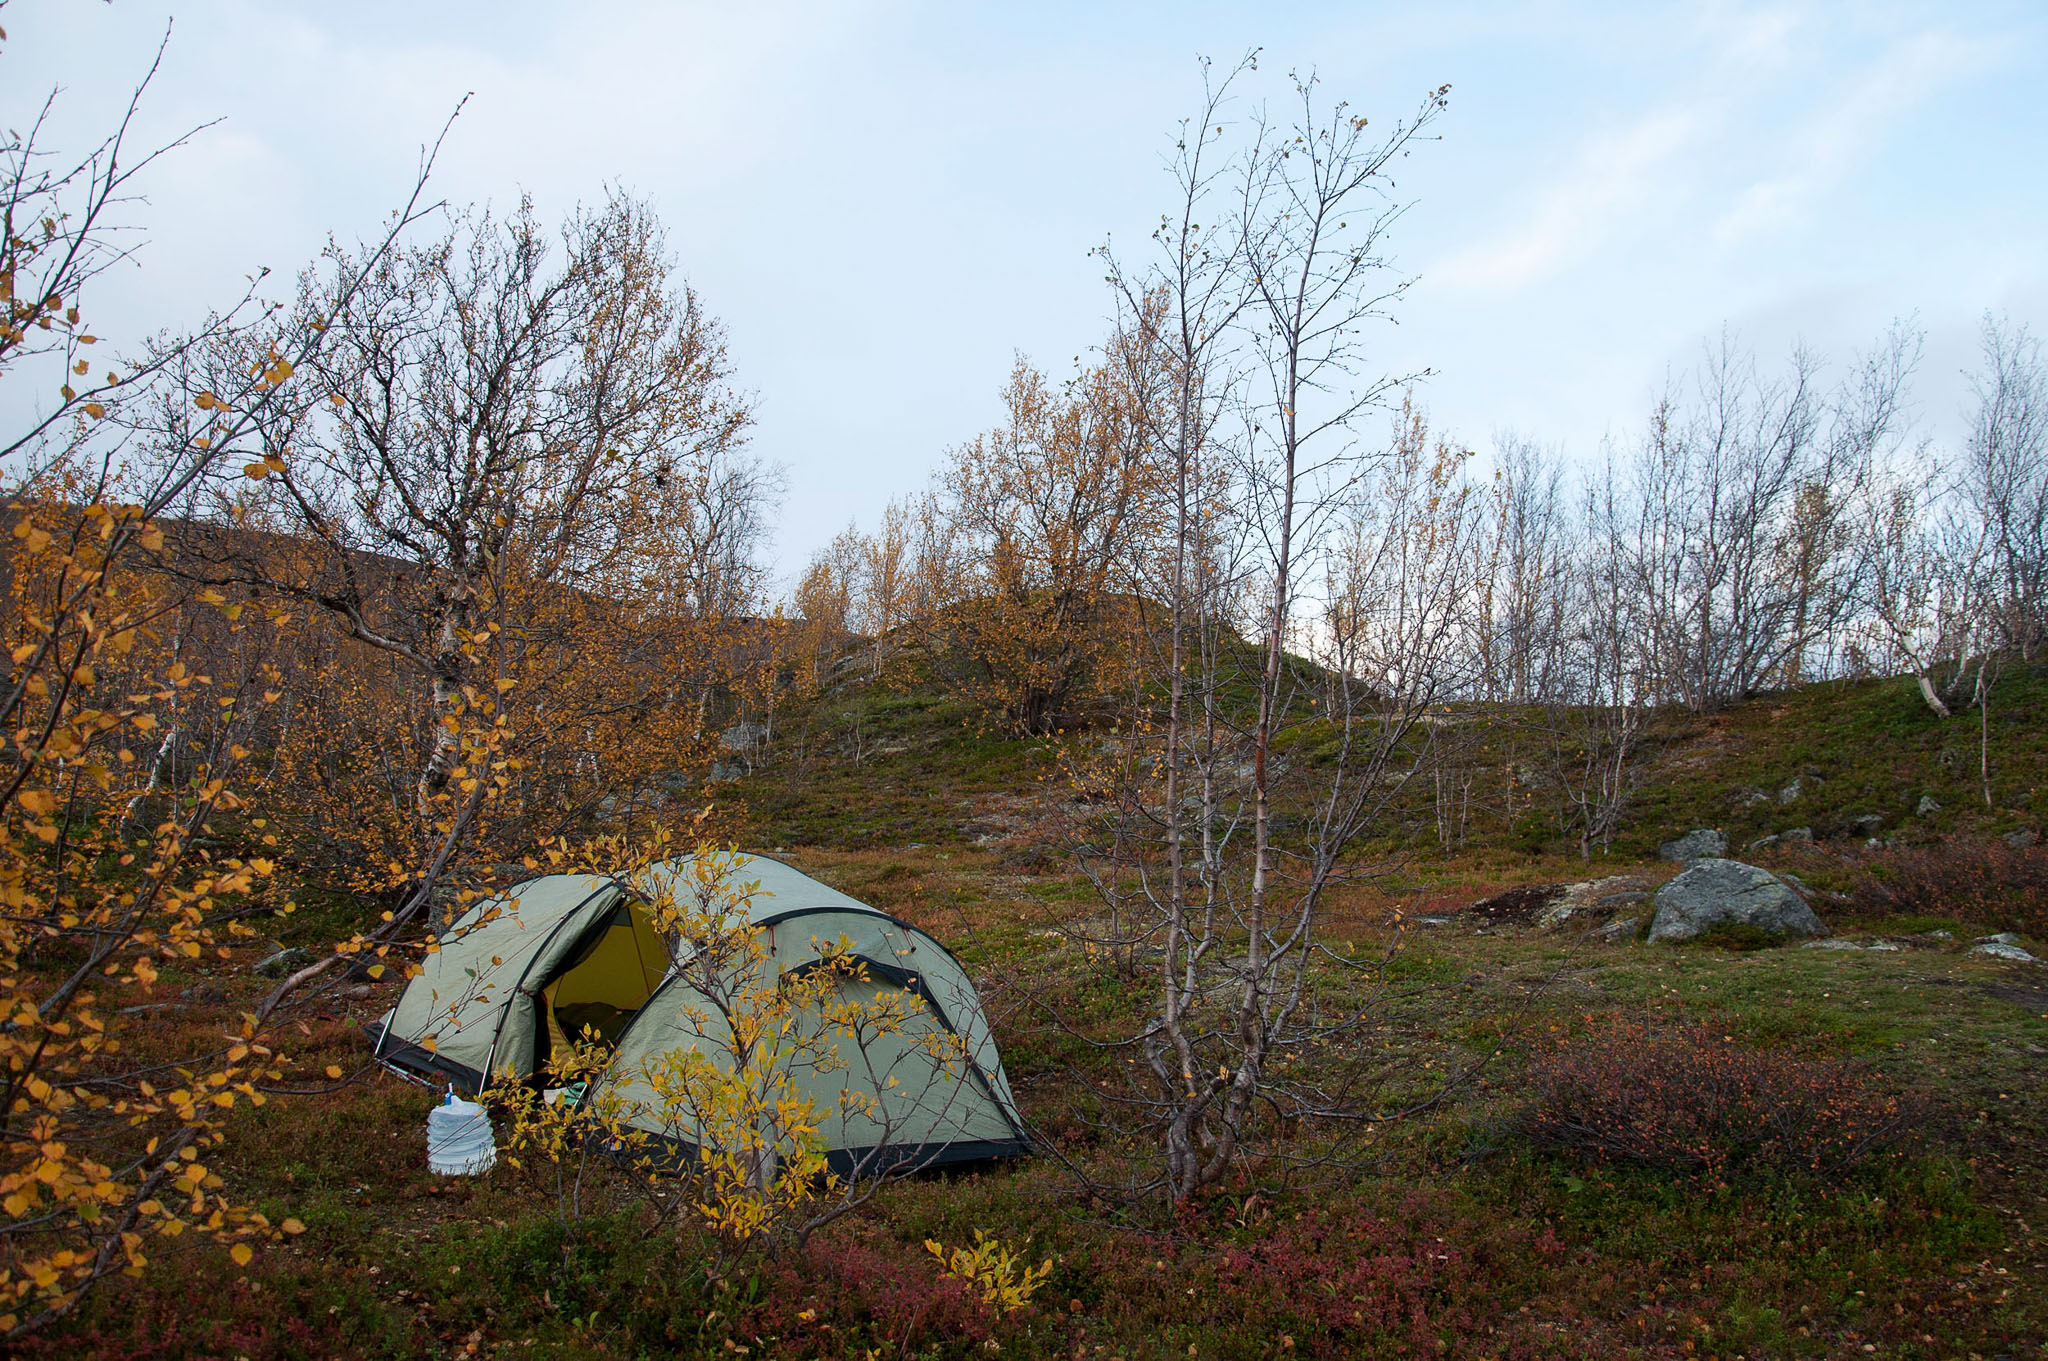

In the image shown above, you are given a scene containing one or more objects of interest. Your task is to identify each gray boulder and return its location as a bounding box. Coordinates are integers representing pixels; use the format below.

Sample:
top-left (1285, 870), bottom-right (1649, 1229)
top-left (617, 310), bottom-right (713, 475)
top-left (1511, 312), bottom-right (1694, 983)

top-left (1916, 794), bottom-right (1942, 817)
top-left (1659, 828), bottom-right (1727, 862)
top-left (1971, 941), bottom-right (2040, 963)
top-left (2005, 828), bottom-right (2040, 849)
top-left (1647, 858), bottom-right (1829, 943)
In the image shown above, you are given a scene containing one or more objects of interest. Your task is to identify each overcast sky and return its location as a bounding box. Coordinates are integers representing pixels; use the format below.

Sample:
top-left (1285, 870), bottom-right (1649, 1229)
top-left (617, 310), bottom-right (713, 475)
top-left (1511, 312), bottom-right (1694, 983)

top-left (6, 1), bottom-right (2044, 581)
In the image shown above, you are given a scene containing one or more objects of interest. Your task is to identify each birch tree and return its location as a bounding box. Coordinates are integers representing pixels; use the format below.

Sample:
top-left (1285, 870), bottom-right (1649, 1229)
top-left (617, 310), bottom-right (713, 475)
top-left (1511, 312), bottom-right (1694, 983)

top-left (1962, 315), bottom-right (2048, 662)
top-left (1547, 464), bottom-right (1654, 857)
top-left (0, 21), bottom-right (447, 1332)
top-left (1477, 434), bottom-right (1574, 705)
top-left (937, 345), bottom-right (1165, 735)
top-left (1070, 66), bottom-right (1454, 1203)
top-left (1622, 331), bottom-right (1909, 710)
top-left (158, 196), bottom-right (767, 902)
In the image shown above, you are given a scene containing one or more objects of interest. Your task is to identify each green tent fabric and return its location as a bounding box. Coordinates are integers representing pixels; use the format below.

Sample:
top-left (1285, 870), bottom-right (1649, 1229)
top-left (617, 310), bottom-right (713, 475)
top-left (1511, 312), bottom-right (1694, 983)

top-left (607, 854), bottom-right (1027, 1173)
top-left (368, 874), bottom-right (631, 1090)
top-left (367, 854), bottom-right (1028, 1172)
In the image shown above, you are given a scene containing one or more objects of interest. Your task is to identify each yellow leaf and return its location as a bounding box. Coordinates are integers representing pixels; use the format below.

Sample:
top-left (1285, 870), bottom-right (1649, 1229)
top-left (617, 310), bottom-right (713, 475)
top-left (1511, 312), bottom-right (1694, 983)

top-left (194, 392), bottom-right (219, 410)
top-left (281, 1218), bottom-right (306, 1235)
top-left (84, 402), bottom-right (106, 419)
top-left (242, 463), bottom-right (270, 480)
top-left (230, 1243), bottom-right (252, 1267)
top-left (324, 1065), bottom-right (343, 1079)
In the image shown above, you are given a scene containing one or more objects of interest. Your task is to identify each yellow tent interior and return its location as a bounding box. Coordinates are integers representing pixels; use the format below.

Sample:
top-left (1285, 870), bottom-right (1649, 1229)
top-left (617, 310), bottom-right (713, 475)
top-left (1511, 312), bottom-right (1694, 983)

top-left (539, 898), bottom-right (670, 1062)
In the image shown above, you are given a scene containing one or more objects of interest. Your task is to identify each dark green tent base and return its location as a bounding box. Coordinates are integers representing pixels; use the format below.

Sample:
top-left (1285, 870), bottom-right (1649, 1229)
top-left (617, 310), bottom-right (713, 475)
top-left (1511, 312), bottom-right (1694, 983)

top-left (364, 1018), bottom-right (487, 1092)
top-left (823, 1137), bottom-right (1032, 1175)
top-left (367, 1018), bottom-right (1033, 1176)
top-left (608, 1131), bottom-right (1033, 1178)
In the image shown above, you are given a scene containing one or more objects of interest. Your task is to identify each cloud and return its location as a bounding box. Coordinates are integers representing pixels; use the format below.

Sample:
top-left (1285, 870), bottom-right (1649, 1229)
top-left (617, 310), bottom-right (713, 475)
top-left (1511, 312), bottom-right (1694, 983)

top-left (1425, 6), bottom-right (2004, 298)
top-left (1693, 1), bottom-right (1801, 69)
top-left (1711, 27), bottom-right (1993, 245)
top-left (1432, 104), bottom-right (1707, 292)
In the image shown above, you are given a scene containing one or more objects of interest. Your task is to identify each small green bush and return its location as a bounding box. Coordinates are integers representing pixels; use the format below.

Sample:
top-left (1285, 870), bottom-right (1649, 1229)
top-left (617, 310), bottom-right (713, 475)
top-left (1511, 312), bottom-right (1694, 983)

top-left (1687, 922), bottom-right (1786, 952)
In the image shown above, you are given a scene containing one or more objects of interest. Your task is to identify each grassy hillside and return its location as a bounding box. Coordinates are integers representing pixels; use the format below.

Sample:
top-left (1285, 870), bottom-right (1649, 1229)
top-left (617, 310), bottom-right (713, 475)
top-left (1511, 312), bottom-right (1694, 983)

top-left (1621, 667), bottom-right (2048, 858)
top-left (31, 667), bottom-right (2048, 1359)
top-left (731, 660), bottom-right (2048, 867)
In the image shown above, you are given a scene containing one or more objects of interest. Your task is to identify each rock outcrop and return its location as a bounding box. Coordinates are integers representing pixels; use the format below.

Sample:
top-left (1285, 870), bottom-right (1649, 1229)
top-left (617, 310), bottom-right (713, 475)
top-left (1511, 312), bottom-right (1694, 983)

top-left (1536, 875), bottom-right (1652, 930)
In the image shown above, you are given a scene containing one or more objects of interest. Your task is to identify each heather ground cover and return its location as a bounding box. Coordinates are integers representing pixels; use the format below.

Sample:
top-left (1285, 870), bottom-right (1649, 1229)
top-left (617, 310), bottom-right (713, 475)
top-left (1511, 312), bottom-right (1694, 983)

top-left (27, 661), bottom-right (2048, 1361)
top-left (29, 816), bottom-right (2046, 1359)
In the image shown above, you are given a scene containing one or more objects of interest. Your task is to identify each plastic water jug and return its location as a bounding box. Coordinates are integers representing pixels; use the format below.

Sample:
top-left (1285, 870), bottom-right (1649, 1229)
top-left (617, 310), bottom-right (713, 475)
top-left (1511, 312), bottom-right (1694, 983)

top-left (426, 1090), bottom-right (496, 1176)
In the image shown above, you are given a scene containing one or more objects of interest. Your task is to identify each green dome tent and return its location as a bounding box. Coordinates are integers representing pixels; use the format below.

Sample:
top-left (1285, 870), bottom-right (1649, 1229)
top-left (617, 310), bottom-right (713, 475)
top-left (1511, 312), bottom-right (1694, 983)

top-left (367, 854), bottom-right (1029, 1172)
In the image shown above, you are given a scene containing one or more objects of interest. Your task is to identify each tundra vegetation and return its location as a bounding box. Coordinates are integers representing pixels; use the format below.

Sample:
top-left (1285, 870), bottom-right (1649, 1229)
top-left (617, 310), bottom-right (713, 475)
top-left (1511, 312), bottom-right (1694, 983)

top-left (4, 25), bottom-right (2046, 1361)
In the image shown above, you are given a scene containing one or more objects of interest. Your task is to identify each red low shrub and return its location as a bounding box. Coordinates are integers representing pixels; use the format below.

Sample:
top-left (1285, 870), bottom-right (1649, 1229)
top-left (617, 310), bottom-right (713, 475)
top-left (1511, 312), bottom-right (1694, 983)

top-left (742, 1224), bottom-right (994, 1352)
top-left (1200, 1197), bottom-right (1551, 1358)
top-left (1524, 1016), bottom-right (1918, 1183)
top-left (1845, 837), bottom-right (2048, 935)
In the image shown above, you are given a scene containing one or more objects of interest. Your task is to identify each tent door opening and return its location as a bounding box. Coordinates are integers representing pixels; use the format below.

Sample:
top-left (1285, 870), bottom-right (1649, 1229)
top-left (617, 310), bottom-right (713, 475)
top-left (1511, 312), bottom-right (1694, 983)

top-left (536, 898), bottom-right (670, 1073)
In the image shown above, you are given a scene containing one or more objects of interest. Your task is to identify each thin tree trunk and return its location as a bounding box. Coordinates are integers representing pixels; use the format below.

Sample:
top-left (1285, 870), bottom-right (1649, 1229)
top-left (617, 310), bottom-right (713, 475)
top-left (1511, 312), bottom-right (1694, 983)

top-left (1916, 670), bottom-right (1954, 719)
top-left (416, 594), bottom-right (472, 816)
top-left (121, 612), bottom-right (186, 840)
